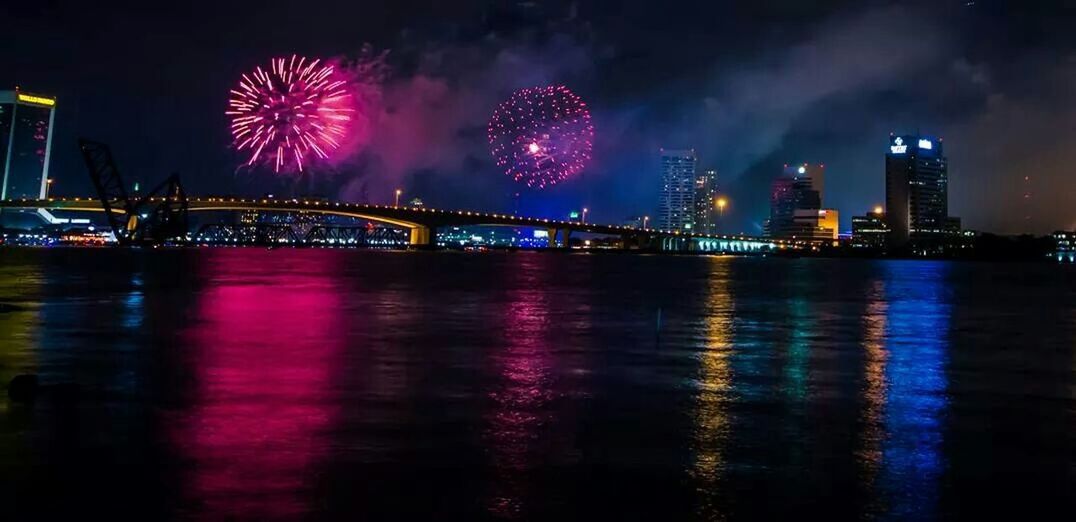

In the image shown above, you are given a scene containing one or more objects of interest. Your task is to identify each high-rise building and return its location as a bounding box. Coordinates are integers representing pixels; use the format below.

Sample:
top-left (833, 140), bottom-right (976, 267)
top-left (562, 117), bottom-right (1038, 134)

top-left (1, 89), bottom-right (56, 201)
top-left (818, 208), bottom-right (839, 240)
top-left (885, 134), bottom-right (960, 247)
top-left (657, 149), bottom-right (697, 232)
top-left (852, 207), bottom-right (890, 248)
top-left (766, 163), bottom-right (834, 240)
top-left (693, 168), bottom-right (719, 235)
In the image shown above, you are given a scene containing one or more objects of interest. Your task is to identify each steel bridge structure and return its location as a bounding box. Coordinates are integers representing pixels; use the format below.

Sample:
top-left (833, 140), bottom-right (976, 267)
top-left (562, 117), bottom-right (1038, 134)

top-left (0, 140), bottom-right (824, 253)
top-left (0, 195), bottom-right (819, 252)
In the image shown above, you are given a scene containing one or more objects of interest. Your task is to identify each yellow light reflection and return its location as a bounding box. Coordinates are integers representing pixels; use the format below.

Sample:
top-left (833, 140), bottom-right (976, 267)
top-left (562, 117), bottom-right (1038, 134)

top-left (691, 257), bottom-right (734, 510)
top-left (858, 280), bottom-right (888, 500)
top-left (0, 260), bottom-right (42, 414)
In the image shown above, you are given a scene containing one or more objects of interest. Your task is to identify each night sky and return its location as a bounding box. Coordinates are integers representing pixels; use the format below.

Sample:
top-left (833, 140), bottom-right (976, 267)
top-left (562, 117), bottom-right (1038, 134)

top-left (3, 0), bottom-right (1074, 233)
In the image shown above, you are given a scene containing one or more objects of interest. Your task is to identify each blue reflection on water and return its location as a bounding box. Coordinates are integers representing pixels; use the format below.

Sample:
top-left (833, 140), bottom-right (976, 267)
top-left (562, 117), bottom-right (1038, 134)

top-left (121, 273), bottom-right (144, 330)
top-left (879, 261), bottom-right (951, 519)
top-left (784, 296), bottom-right (811, 403)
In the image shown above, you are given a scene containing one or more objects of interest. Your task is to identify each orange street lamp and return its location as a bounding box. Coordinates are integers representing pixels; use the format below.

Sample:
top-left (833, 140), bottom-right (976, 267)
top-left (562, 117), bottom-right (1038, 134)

top-left (716, 197), bottom-right (728, 217)
top-left (873, 205), bottom-right (884, 215)
top-left (45, 178), bottom-right (54, 198)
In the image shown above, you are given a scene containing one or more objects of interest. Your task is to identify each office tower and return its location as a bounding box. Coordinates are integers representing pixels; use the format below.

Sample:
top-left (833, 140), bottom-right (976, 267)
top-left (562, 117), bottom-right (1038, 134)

top-left (885, 134), bottom-right (960, 247)
top-left (766, 163), bottom-right (833, 240)
top-left (818, 208), bottom-right (839, 240)
top-left (852, 207), bottom-right (890, 248)
top-left (657, 149), bottom-right (697, 232)
top-left (693, 168), bottom-right (718, 235)
top-left (1, 89), bottom-right (56, 201)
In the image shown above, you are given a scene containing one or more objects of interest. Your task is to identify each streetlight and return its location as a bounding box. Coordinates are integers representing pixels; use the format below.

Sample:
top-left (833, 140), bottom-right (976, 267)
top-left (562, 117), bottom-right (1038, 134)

top-left (45, 178), bottom-right (54, 198)
top-left (582, 207), bottom-right (589, 224)
top-left (716, 197), bottom-right (728, 217)
top-left (395, 189), bottom-right (402, 207)
top-left (873, 205), bottom-right (884, 215)
top-left (643, 215), bottom-right (649, 229)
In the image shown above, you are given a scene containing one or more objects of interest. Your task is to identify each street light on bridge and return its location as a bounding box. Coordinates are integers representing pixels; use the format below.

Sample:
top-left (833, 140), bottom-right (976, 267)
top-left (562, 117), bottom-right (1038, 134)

top-left (582, 207), bottom-right (589, 224)
top-left (395, 189), bottom-right (402, 208)
top-left (45, 178), bottom-right (54, 198)
top-left (643, 215), bottom-right (649, 229)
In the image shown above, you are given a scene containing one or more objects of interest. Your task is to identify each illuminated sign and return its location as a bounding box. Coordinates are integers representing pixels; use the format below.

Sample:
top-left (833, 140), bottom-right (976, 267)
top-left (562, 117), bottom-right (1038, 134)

top-left (569, 211), bottom-right (580, 219)
top-left (918, 139), bottom-right (933, 150)
top-left (890, 136), bottom-right (907, 154)
top-left (533, 230), bottom-right (549, 239)
top-left (17, 93), bottom-right (56, 106)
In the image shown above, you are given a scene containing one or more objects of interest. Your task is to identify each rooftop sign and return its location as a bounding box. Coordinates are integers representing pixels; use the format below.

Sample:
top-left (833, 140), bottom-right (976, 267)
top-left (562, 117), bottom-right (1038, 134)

top-left (17, 93), bottom-right (55, 106)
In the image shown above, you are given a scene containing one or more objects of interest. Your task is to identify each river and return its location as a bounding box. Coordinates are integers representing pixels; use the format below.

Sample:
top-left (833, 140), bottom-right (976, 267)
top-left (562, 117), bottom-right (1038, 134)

top-left (1, 248), bottom-right (1073, 520)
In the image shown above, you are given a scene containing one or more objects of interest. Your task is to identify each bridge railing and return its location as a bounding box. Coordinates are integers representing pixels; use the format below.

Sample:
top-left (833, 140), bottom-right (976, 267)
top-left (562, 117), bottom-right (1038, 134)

top-left (2, 196), bottom-right (822, 251)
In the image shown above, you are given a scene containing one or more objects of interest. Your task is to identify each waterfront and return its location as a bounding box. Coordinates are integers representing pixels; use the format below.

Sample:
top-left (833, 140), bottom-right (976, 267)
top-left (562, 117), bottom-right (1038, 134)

top-left (1, 248), bottom-right (1074, 520)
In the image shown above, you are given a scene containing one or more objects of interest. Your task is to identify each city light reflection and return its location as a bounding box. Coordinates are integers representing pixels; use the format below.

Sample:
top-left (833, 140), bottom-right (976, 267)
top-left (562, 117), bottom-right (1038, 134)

top-left (0, 262), bottom-right (40, 406)
top-left (875, 261), bottom-right (951, 518)
top-left (690, 257), bottom-right (735, 517)
top-left (858, 279), bottom-right (889, 510)
top-left (484, 257), bottom-right (556, 519)
top-left (169, 250), bottom-right (344, 519)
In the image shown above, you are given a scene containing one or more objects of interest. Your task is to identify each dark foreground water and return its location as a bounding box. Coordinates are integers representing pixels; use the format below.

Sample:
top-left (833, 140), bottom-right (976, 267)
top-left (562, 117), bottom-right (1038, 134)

top-left (0, 248), bottom-right (1073, 520)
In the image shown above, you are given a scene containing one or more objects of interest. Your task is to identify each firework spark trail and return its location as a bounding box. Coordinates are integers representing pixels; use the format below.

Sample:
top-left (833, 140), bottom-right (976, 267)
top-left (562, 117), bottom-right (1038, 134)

top-left (227, 55), bottom-right (356, 174)
top-left (487, 85), bottom-right (594, 189)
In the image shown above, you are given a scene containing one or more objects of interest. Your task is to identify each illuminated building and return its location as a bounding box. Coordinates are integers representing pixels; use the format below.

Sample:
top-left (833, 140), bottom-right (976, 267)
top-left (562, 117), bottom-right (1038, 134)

top-left (0, 89), bottom-right (57, 226)
top-left (766, 164), bottom-right (833, 240)
top-left (693, 168), bottom-right (719, 235)
top-left (818, 208), bottom-right (839, 240)
top-left (1055, 231), bottom-right (1075, 263)
top-left (657, 148), bottom-right (697, 232)
top-left (885, 134), bottom-right (961, 247)
top-left (852, 209), bottom-right (890, 248)
top-left (437, 226), bottom-right (547, 248)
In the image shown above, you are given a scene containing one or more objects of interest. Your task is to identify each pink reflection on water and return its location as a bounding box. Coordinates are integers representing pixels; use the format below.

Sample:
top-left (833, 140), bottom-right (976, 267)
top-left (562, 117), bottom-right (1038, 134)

top-left (484, 264), bottom-right (556, 519)
top-left (170, 251), bottom-right (344, 519)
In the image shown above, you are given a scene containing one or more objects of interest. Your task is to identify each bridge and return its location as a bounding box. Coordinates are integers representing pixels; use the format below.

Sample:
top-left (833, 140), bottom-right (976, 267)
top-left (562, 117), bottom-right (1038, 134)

top-left (0, 140), bottom-right (820, 253)
top-left (0, 196), bottom-right (815, 253)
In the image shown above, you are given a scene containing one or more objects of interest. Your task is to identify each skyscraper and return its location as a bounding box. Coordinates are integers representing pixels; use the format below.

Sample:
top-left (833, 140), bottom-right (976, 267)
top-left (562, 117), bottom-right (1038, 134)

top-left (658, 149), bottom-right (697, 232)
top-left (885, 134), bottom-right (959, 247)
top-left (1, 89), bottom-right (56, 202)
top-left (766, 163), bottom-right (835, 240)
top-left (693, 168), bottom-right (718, 235)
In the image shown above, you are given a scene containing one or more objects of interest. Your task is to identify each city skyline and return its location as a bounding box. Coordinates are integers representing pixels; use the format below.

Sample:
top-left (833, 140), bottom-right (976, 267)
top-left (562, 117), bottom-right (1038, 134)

top-left (3, 1), bottom-right (1074, 234)
top-left (2, 4), bottom-right (1075, 518)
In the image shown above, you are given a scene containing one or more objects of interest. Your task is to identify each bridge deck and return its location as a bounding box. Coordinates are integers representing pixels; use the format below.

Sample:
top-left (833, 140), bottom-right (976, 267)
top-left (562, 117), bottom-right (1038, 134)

top-left (1, 197), bottom-right (818, 250)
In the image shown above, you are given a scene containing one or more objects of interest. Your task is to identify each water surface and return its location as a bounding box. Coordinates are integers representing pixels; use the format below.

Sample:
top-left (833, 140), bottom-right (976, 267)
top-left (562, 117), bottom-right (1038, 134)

top-left (1, 248), bottom-right (1073, 520)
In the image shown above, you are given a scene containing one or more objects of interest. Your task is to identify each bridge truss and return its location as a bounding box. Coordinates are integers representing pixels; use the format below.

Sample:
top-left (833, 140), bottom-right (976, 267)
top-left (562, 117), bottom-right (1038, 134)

top-left (79, 139), bottom-right (188, 245)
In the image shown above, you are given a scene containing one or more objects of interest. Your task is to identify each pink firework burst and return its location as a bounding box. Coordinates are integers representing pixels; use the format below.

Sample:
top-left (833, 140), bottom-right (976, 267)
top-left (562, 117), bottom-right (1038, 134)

top-left (488, 85), bottom-right (594, 189)
top-left (227, 55), bottom-right (356, 174)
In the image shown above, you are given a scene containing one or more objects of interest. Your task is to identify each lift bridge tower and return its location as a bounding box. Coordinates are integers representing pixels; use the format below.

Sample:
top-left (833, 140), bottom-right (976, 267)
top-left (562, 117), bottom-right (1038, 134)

top-left (78, 139), bottom-right (189, 245)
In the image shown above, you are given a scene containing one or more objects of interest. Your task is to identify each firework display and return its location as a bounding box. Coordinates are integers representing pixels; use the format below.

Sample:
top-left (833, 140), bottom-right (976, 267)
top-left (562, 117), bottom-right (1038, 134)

top-left (488, 85), bottom-right (594, 189)
top-left (227, 56), bottom-right (355, 173)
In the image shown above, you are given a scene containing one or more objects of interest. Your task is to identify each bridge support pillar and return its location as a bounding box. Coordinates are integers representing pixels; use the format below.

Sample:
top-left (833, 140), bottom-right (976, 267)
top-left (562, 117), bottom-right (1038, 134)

top-left (409, 226), bottom-right (437, 249)
top-left (547, 228), bottom-right (558, 248)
